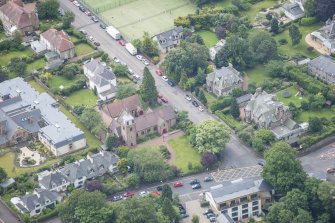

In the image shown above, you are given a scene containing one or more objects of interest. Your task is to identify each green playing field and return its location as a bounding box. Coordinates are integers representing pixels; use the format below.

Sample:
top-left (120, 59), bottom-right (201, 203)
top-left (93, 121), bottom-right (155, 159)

top-left (81, 0), bottom-right (195, 40)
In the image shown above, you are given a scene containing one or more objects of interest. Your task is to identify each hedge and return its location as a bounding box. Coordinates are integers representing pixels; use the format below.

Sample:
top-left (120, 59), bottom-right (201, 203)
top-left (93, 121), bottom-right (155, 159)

top-left (300, 17), bottom-right (318, 26)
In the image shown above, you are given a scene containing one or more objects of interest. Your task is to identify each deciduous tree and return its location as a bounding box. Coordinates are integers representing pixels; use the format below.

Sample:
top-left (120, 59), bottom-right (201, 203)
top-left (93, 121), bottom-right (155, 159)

top-left (270, 18), bottom-right (279, 34)
top-left (62, 11), bottom-right (75, 29)
top-left (37, 0), bottom-right (59, 20)
top-left (116, 84), bottom-right (136, 99)
top-left (161, 184), bottom-right (173, 201)
top-left (0, 167), bottom-right (7, 183)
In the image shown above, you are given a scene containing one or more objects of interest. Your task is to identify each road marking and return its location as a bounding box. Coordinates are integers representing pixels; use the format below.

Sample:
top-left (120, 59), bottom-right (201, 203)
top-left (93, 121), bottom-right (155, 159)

top-left (0, 218), bottom-right (4, 223)
top-left (211, 165), bottom-right (263, 182)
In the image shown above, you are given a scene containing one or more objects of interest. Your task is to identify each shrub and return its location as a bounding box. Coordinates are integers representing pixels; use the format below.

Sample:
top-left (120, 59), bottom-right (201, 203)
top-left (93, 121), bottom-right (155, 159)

top-left (307, 46), bottom-right (314, 51)
top-left (159, 145), bottom-right (171, 160)
top-left (300, 17), bottom-right (318, 26)
top-left (200, 200), bottom-right (209, 207)
top-left (278, 38), bottom-right (288, 45)
top-left (152, 56), bottom-right (160, 64)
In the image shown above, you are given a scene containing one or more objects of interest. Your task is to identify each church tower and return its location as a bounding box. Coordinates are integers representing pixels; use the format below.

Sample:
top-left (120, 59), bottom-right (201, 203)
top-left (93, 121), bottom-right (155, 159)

top-left (120, 111), bottom-right (136, 147)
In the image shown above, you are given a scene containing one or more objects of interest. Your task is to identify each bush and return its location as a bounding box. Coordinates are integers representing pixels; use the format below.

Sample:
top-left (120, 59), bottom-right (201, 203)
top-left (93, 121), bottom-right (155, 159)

top-left (159, 145), bottom-right (171, 160)
top-left (200, 200), bottom-right (209, 207)
top-left (300, 17), bottom-right (318, 26)
top-left (278, 38), bottom-right (288, 45)
top-left (307, 46), bottom-right (314, 51)
top-left (152, 56), bottom-right (160, 64)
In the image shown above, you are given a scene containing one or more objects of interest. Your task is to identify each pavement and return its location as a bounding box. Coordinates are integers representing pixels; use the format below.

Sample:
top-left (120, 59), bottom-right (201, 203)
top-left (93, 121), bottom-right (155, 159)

top-left (0, 199), bottom-right (20, 223)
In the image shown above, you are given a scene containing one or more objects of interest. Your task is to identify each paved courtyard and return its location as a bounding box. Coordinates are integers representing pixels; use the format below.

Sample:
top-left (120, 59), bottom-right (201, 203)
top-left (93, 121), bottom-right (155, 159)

top-left (18, 146), bottom-right (45, 167)
top-left (211, 165), bottom-right (263, 182)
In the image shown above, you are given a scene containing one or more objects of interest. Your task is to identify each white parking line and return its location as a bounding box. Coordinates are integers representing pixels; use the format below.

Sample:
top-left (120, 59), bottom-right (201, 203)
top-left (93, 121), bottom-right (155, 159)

top-left (211, 165), bottom-right (263, 182)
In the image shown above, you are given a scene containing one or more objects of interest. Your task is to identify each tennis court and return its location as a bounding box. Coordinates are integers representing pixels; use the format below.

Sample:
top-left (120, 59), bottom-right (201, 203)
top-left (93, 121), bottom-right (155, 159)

top-left (81, 0), bottom-right (196, 40)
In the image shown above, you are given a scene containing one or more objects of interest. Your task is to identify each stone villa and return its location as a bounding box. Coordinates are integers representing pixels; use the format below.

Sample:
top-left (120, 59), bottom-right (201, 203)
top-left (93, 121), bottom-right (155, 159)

top-left (152, 26), bottom-right (183, 53)
top-left (311, 15), bottom-right (335, 55)
top-left (307, 55), bottom-right (335, 84)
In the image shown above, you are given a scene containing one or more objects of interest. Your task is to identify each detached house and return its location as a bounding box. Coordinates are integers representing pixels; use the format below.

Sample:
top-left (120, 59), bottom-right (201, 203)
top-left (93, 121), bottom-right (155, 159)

top-left (206, 66), bottom-right (242, 97)
top-left (311, 15), bottom-right (335, 54)
top-left (282, 1), bottom-right (304, 21)
top-left (39, 172), bottom-right (70, 192)
top-left (153, 26), bottom-right (183, 53)
top-left (11, 189), bottom-right (61, 217)
top-left (209, 39), bottom-right (226, 61)
top-left (40, 29), bottom-right (75, 60)
top-left (244, 88), bottom-right (308, 143)
top-left (308, 55), bottom-right (335, 84)
top-left (0, 0), bottom-right (39, 35)
top-left (83, 59), bottom-right (117, 100)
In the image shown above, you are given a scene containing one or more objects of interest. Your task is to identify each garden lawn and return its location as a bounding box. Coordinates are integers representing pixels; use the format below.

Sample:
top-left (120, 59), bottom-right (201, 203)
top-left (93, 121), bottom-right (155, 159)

top-left (275, 85), bottom-right (308, 107)
top-left (245, 64), bottom-right (270, 86)
top-left (296, 109), bottom-right (335, 123)
top-left (60, 106), bottom-right (102, 149)
top-left (0, 48), bottom-right (33, 66)
top-left (204, 91), bottom-right (217, 109)
top-left (214, 0), bottom-right (232, 8)
top-left (26, 58), bottom-right (45, 74)
top-left (75, 43), bottom-right (95, 56)
top-left (28, 80), bottom-right (46, 93)
top-left (242, 0), bottom-right (276, 22)
top-left (274, 22), bottom-right (322, 58)
top-left (65, 89), bottom-right (98, 107)
top-left (197, 30), bottom-right (219, 48)
top-left (168, 136), bottom-right (201, 174)
top-left (48, 75), bottom-right (80, 90)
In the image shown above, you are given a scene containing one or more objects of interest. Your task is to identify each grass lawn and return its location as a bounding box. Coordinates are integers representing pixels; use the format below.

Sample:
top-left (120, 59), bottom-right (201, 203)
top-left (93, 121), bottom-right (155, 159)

top-left (65, 89), bottom-right (98, 107)
top-left (0, 48), bottom-right (33, 66)
top-left (275, 85), bottom-right (308, 107)
top-left (0, 32), bottom-right (6, 40)
top-left (214, 0), bottom-right (232, 8)
top-left (75, 43), bottom-right (95, 56)
top-left (245, 64), bottom-right (270, 86)
top-left (168, 136), bottom-right (201, 173)
top-left (26, 58), bottom-right (45, 74)
top-left (28, 80), bottom-right (46, 93)
top-left (274, 22), bottom-right (322, 58)
top-left (242, 0), bottom-right (276, 22)
top-left (204, 91), bottom-right (217, 109)
top-left (48, 75), bottom-right (80, 90)
top-left (297, 108), bottom-right (335, 123)
top-left (71, 35), bottom-right (80, 43)
top-left (197, 30), bottom-right (219, 48)
top-left (60, 105), bottom-right (102, 149)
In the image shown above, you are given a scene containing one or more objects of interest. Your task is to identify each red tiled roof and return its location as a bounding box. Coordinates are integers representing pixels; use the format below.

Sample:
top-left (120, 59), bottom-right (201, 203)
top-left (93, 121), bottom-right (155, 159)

top-left (104, 95), bottom-right (140, 118)
top-left (41, 29), bottom-right (75, 52)
top-left (0, 1), bottom-right (37, 29)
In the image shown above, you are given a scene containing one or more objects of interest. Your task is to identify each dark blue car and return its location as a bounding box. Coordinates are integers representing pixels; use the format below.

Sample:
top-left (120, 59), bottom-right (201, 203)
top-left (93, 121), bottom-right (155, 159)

top-left (167, 79), bottom-right (175, 87)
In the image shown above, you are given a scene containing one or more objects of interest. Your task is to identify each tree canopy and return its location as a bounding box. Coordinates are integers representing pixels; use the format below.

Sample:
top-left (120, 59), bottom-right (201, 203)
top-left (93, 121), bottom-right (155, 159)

top-left (289, 24), bottom-right (302, 46)
top-left (37, 0), bottom-right (59, 20)
top-left (139, 67), bottom-right (157, 107)
top-left (0, 167), bottom-right (7, 183)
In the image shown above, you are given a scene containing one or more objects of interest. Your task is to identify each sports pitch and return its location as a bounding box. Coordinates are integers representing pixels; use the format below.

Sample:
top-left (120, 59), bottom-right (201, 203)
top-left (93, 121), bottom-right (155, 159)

top-left (81, 0), bottom-right (196, 40)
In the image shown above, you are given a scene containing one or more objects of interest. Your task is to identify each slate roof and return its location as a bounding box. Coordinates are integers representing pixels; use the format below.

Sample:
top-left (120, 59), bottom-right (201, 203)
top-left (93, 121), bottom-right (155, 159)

top-left (207, 66), bottom-right (242, 88)
top-left (283, 2), bottom-right (304, 17)
top-left (0, 77), bottom-right (84, 149)
top-left (84, 60), bottom-right (116, 87)
top-left (308, 55), bottom-right (335, 80)
top-left (39, 172), bottom-right (69, 190)
top-left (236, 93), bottom-right (252, 105)
top-left (208, 178), bottom-right (273, 204)
top-left (0, 0), bottom-right (38, 29)
top-left (154, 26), bottom-right (183, 49)
top-left (41, 29), bottom-right (75, 52)
top-left (19, 189), bottom-right (60, 213)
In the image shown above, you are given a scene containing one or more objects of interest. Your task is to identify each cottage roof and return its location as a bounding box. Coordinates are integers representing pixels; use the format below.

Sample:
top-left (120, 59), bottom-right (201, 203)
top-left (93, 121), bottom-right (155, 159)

top-left (207, 66), bottom-right (242, 88)
top-left (19, 189), bottom-right (60, 212)
top-left (154, 26), bottom-right (183, 48)
top-left (39, 172), bottom-right (69, 190)
top-left (283, 2), bottom-right (304, 17)
top-left (0, 0), bottom-right (37, 29)
top-left (84, 60), bottom-right (116, 87)
top-left (308, 55), bottom-right (335, 81)
top-left (41, 29), bottom-right (75, 52)
top-left (236, 93), bottom-right (252, 105)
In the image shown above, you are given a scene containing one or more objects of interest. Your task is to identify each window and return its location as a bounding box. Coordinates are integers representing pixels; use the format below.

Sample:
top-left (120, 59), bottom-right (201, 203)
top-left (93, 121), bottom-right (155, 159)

top-left (252, 206), bottom-right (259, 211)
top-left (252, 201), bottom-right (258, 206)
top-left (253, 211), bottom-right (259, 216)
top-left (130, 127), bottom-right (132, 131)
top-left (242, 204), bottom-right (248, 209)
top-left (35, 209), bottom-right (40, 213)
top-left (265, 198), bottom-right (271, 203)
top-left (232, 206), bottom-right (238, 212)
top-left (232, 212), bottom-right (238, 217)
top-left (141, 131), bottom-right (144, 135)
top-left (240, 196), bottom-right (248, 203)
top-left (232, 217), bottom-right (238, 221)
top-left (242, 214), bottom-right (249, 219)
top-left (242, 209), bottom-right (248, 214)
top-left (219, 203), bottom-right (227, 209)
top-left (251, 194), bottom-right (257, 199)
top-left (231, 200), bottom-right (237, 207)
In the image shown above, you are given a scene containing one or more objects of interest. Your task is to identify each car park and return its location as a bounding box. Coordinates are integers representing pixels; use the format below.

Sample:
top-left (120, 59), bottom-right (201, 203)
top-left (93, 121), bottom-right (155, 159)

top-left (198, 106), bottom-right (204, 112)
top-left (113, 57), bottom-right (120, 63)
top-left (190, 179), bottom-right (200, 185)
top-left (91, 16), bottom-right (99, 23)
top-left (173, 181), bottom-right (183, 187)
top-left (100, 23), bottom-right (106, 29)
top-left (162, 76), bottom-right (168, 81)
top-left (192, 183), bottom-right (201, 189)
top-left (118, 39), bottom-right (126, 46)
top-left (192, 100), bottom-right (199, 107)
top-left (136, 55), bottom-right (143, 60)
top-left (204, 177), bottom-right (214, 182)
top-left (94, 42), bottom-right (100, 46)
top-left (203, 209), bottom-right (213, 215)
top-left (185, 94), bottom-right (192, 101)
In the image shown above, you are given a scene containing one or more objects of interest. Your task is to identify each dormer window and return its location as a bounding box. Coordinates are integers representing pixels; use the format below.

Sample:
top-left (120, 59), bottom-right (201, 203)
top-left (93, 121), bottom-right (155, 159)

top-left (45, 199), bottom-right (50, 204)
top-left (35, 204), bottom-right (40, 208)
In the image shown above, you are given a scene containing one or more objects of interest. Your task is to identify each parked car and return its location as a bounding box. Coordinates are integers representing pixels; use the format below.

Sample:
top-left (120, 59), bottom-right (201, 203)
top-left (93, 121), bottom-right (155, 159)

top-left (206, 213), bottom-right (215, 219)
top-left (99, 23), bottom-right (106, 29)
top-left (73, 1), bottom-right (80, 7)
top-left (156, 186), bottom-right (163, 191)
top-left (79, 6), bottom-right (85, 12)
top-left (180, 213), bottom-right (189, 218)
top-left (94, 41), bottom-right (100, 46)
top-left (209, 216), bottom-right (217, 222)
top-left (198, 106), bottom-right (204, 112)
top-left (327, 168), bottom-right (335, 173)
top-left (179, 209), bottom-right (186, 214)
top-left (162, 76), bottom-right (168, 81)
top-left (113, 56), bottom-right (120, 63)
top-left (88, 36), bottom-right (94, 42)
top-left (151, 191), bottom-right (161, 196)
top-left (123, 191), bottom-right (135, 198)
top-left (143, 59), bottom-right (150, 66)
top-left (113, 195), bottom-right (123, 201)
top-left (192, 100), bottom-right (199, 107)
top-left (156, 69), bottom-right (163, 76)
top-left (139, 191), bottom-right (147, 197)
top-left (128, 68), bottom-right (134, 74)
top-left (173, 181), bottom-right (183, 187)
top-left (203, 209), bottom-right (213, 215)
top-left (185, 94), bottom-right (192, 101)
top-left (118, 39), bottom-right (126, 46)
top-left (258, 159), bottom-right (266, 166)
top-left (85, 11), bottom-right (92, 16)
top-left (91, 16), bottom-right (99, 23)
top-left (160, 96), bottom-right (168, 103)
top-left (192, 183), bottom-right (201, 189)
top-left (80, 29), bottom-right (87, 35)
top-left (136, 55), bottom-right (143, 60)
top-left (190, 179), bottom-right (200, 185)
top-left (204, 177), bottom-right (214, 182)
top-left (167, 80), bottom-right (175, 87)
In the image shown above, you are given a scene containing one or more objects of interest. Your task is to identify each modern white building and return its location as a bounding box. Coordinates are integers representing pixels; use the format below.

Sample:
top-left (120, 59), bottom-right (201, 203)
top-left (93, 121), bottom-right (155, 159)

top-left (209, 39), bottom-right (226, 61)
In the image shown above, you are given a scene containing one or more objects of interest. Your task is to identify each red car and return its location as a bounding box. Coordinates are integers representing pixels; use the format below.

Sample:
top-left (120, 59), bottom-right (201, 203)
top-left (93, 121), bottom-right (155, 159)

top-left (123, 191), bottom-right (135, 198)
top-left (173, 181), bottom-right (183, 187)
top-left (118, 39), bottom-right (126, 46)
top-left (158, 93), bottom-right (168, 103)
top-left (156, 69), bottom-right (163, 76)
top-left (151, 191), bottom-right (161, 196)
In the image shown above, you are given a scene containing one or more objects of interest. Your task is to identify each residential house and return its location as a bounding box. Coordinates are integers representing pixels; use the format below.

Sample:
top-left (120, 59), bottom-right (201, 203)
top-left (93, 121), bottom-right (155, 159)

top-left (307, 55), bottom-right (335, 84)
top-left (11, 189), bottom-right (61, 217)
top-left (83, 59), bottom-right (117, 100)
top-left (40, 29), bottom-right (75, 60)
top-left (205, 177), bottom-right (274, 222)
top-left (236, 93), bottom-right (252, 107)
top-left (39, 172), bottom-right (70, 192)
top-left (209, 39), bottom-right (226, 61)
top-left (206, 66), bottom-right (242, 97)
top-left (282, 1), bottom-right (304, 20)
top-left (244, 88), bottom-right (308, 144)
top-left (59, 151), bottom-right (119, 188)
top-left (0, 0), bottom-right (39, 35)
top-left (311, 15), bottom-right (335, 54)
top-left (0, 78), bottom-right (86, 156)
top-left (152, 26), bottom-right (183, 53)
top-left (98, 95), bottom-right (177, 147)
